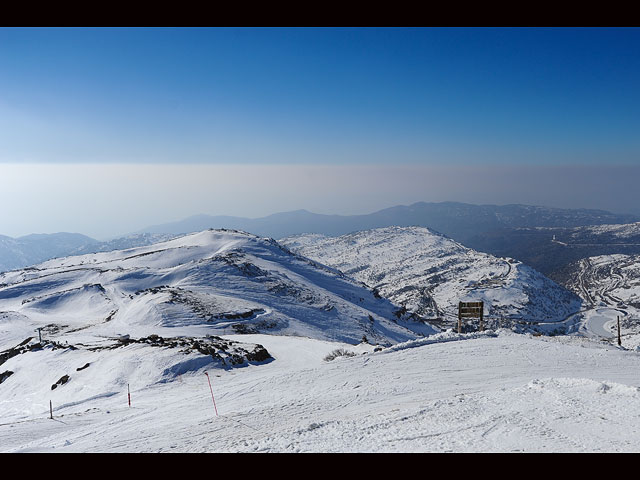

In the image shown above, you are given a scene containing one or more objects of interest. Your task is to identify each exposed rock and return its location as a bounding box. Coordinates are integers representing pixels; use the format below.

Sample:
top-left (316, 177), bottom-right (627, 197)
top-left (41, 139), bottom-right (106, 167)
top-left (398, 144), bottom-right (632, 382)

top-left (0, 370), bottom-right (14, 384)
top-left (51, 374), bottom-right (70, 390)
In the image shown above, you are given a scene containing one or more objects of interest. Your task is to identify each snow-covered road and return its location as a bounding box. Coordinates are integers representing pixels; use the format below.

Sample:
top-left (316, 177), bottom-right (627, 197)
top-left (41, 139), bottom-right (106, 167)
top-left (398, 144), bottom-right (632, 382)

top-left (582, 308), bottom-right (621, 339)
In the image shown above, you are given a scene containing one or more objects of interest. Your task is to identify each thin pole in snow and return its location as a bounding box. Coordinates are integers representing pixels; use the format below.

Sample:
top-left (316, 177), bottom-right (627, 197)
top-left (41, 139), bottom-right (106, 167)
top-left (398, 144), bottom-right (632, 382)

top-left (617, 316), bottom-right (622, 347)
top-left (49, 400), bottom-right (53, 420)
top-left (204, 372), bottom-right (219, 416)
top-left (128, 383), bottom-right (131, 407)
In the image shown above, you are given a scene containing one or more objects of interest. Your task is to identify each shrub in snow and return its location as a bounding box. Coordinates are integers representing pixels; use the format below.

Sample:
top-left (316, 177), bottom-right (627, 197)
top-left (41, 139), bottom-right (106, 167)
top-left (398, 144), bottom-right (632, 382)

top-left (324, 348), bottom-right (357, 362)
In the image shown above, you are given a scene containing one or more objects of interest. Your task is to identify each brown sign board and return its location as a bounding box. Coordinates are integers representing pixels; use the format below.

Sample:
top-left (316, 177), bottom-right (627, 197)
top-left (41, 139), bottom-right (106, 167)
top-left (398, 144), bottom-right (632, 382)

top-left (458, 301), bottom-right (485, 333)
top-left (460, 302), bottom-right (483, 307)
top-left (458, 301), bottom-right (484, 318)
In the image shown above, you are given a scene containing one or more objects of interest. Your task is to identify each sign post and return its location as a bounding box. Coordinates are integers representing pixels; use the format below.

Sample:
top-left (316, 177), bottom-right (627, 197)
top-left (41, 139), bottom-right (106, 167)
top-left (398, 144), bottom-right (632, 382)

top-left (458, 301), bottom-right (485, 333)
top-left (617, 316), bottom-right (622, 347)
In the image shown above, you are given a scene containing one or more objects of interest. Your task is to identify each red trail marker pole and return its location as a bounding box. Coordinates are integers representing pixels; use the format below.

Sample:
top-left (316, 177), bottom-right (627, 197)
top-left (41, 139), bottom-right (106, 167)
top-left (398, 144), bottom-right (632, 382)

top-left (204, 372), bottom-right (219, 416)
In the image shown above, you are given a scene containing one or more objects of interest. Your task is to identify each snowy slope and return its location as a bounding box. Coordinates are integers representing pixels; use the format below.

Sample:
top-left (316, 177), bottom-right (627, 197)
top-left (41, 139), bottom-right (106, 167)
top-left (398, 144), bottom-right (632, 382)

top-left (0, 233), bottom-right (183, 274)
top-left (0, 229), bottom-right (429, 426)
top-left (2, 331), bottom-right (640, 452)
top-left (281, 227), bottom-right (582, 328)
top-left (559, 254), bottom-right (640, 347)
top-left (0, 233), bottom-right (98, 273)
top-left (5, 228), bottom-right (638, 452)
top-left (0, 229), bottom-right (422, 346)
top-left (562, 254), bottom-right (640, 308)
top-left (568, 222), bottom-right (640, 241)
top-left (71, 233), bottom-right (180, 255)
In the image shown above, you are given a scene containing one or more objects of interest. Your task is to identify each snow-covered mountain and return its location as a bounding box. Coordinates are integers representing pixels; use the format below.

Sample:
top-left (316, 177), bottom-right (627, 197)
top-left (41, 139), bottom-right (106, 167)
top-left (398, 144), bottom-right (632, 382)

top-left (565, 222), bottom-right (640, 241)
top-left (71, 233), bottom-right (180, 256)
top-left (0, 233), bottom-right (182, 274)
top-left (0, 233), bottom-right (98, 273)
top-left (3, 228), bottom-right (640, 452)
top-left (558, 255), bottom-right (636, 307)
top-left (560, 254), bottom-right (640, 309)
top-left (281, 226), bottom-right (582, 328)
top-left (0, 229), bottom-right (431, 421)
top-left (0, 229), bottom-right (425, 348)
top-left (3, 203), bottom-right (636, 276)
top-left (552, 254), bottom-right (640, 343)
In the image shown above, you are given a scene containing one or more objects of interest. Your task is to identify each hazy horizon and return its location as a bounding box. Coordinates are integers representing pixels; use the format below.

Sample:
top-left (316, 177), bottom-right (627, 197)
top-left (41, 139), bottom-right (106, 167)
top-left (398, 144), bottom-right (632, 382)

top-left (0, 162), bottom-right (638, 240)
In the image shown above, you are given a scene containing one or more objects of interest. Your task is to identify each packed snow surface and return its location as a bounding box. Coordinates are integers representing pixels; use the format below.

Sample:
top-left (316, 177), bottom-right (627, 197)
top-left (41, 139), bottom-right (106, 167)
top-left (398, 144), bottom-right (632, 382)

top-left (2, 331), bottom-right (640, 452)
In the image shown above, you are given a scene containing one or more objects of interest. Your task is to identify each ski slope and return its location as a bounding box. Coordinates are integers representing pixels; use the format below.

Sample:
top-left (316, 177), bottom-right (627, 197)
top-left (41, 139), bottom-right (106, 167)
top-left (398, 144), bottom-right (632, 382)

top-left (1, 331), bottom-right (640, 452)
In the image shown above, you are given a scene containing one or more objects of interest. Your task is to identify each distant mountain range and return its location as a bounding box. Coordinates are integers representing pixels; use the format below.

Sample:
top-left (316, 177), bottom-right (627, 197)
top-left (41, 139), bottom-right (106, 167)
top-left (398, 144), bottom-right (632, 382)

top-left (1, 201), bottom-right (638, 274)
top-left (138, 202), bottom-right (638, 243)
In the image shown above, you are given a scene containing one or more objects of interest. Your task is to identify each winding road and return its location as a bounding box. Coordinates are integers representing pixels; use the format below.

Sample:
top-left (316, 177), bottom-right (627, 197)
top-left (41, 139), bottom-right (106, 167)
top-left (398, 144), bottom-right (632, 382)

top-left (583, 308), bottom-right (618, 339)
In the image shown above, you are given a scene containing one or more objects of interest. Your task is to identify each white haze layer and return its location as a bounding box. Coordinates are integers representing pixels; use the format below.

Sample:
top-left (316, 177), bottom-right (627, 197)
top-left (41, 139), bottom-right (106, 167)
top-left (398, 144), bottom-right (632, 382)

top-left (1, 163), bottom-right (638, 239)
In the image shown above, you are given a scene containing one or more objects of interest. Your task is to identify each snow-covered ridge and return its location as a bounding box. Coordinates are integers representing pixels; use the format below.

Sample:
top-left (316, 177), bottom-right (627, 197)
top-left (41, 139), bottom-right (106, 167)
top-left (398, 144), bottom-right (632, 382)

top-left (71, 233), bottom-right (180, 256)
top-left (0, 229), bottom-right (426, 347)
top-left (281, 226), bottom-right (582, 326)
top-left (569, 222), bottom-right (640, 240)
top-left (562, 254), bottom-right (640, 309)
top-left (0, 232), bottom-right (98, 273)
top-left (529, 221), bottom-right (640, 244)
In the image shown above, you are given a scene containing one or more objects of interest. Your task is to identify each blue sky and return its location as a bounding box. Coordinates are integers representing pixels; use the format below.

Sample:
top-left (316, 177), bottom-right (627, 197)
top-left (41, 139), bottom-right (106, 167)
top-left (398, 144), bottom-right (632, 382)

top-left (2, 27), bottom-right (639, 165)
top-left (1, 27), bottom-right (639, 237)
